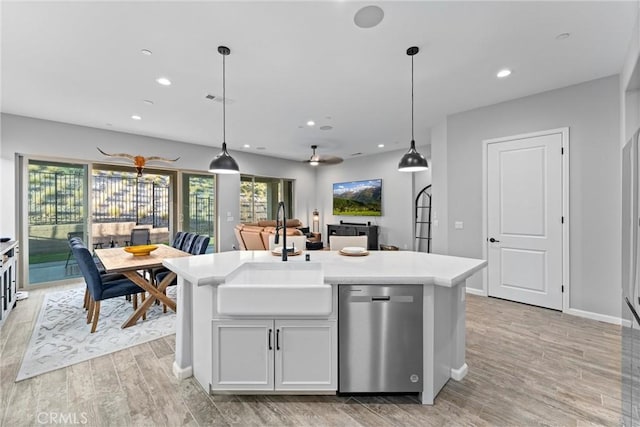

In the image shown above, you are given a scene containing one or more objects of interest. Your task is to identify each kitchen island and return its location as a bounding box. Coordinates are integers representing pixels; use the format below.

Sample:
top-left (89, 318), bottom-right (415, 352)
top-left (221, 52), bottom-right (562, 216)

top-left (163, 250), bottom-right (486, 405)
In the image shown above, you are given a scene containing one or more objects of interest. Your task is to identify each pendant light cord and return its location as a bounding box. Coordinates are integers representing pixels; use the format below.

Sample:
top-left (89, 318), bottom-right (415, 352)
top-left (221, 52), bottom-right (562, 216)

top-left (222, 52), bottom-right (226, 144)
top-left (411, 53), bottom-right (414, 142)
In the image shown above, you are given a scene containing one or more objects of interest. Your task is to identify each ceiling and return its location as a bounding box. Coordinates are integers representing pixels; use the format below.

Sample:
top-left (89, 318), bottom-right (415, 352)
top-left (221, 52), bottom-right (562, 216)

top-left (1, 1), bottom-right (636, 163)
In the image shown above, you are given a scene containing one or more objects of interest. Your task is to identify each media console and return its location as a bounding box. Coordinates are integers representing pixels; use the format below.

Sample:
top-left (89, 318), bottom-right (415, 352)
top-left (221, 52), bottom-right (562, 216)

top-left (327, 222), bottom-right (378, 250)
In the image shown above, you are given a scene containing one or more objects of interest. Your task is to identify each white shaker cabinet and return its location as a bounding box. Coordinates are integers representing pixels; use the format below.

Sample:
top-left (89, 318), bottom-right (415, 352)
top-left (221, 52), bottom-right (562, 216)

top-left (211, 319), bottom-right (336, 392)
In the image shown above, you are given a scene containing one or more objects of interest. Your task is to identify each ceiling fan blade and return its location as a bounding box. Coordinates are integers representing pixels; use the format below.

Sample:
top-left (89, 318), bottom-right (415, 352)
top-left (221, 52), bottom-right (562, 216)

top-left (317, 156), bottom-right (343, 165)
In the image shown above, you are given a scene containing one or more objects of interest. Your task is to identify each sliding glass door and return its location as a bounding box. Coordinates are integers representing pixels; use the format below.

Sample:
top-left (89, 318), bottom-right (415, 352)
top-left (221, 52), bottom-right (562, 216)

top-left (240, 175), bottom-right (293, 223)
top-left (182, 173), bottom-right (215, 252)
top-left (92, 165), bottom-right (173, 248)
top-left (20, 158), bottom-right (213, 286)
top-left (25, 159), bottom-right (88, 285)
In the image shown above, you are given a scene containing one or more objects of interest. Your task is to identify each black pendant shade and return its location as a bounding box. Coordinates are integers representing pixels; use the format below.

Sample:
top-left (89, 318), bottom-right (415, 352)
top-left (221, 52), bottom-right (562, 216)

top-left (208, 142), bottom-right (239, 174)
top-left (208, 45), bottom-right (240, 174)
top-left (398, 140), bottom-right (429, 172)
top-left (398, 46), bottom-right (428, 173)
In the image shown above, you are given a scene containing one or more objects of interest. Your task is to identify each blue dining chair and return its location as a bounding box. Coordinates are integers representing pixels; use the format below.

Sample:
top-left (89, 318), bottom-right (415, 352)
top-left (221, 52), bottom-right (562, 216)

top-left (181, 232), bottom-right (197, 253)
top-left (72, 244), bottom-right (145, 333)
top-left (172, 231), bottom-right (187, 249)
top-left (156, 234), bottom-right (210, 312)
top-left (150, 231), bottom-right (189, 286)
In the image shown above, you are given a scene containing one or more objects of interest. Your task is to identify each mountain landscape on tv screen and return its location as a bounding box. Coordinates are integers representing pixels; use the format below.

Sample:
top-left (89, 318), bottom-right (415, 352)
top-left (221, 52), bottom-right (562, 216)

top-left (333, 180), bottom-right (381, 216)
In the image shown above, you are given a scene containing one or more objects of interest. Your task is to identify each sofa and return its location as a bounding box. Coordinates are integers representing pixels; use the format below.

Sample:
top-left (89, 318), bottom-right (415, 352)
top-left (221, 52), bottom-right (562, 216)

top-left (234, 219), bottom-right (321, 250)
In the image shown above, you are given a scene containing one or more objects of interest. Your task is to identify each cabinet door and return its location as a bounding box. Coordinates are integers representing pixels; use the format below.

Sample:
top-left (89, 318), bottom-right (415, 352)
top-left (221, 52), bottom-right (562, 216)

top-left (274, 320), bottom-right (337, 391)
top-left (212, 320), bottom-right (274, 391)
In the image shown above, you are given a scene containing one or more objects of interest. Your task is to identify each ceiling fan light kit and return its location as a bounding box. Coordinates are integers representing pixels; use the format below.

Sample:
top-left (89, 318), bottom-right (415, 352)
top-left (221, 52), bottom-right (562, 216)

top-left (304, 145), bottom-right (343, 166)
top-left (208, 45), bottom-right (240, 174)
top-left (398, 46), bottom-right (429, 173)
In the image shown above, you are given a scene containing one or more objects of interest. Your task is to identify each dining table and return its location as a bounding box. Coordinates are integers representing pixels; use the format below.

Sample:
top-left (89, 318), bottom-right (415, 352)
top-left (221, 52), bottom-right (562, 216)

top-left (94, 244), bottom-right (191, 328)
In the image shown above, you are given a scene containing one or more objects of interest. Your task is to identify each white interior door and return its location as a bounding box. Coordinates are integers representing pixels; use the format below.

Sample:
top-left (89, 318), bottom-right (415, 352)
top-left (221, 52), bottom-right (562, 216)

top-left (486, 131), bottom-right (564, 310)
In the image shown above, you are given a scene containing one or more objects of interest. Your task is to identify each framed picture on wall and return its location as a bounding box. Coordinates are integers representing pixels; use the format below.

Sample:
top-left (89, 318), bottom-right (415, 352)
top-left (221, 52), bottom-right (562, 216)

top-left (332, 179), bottom-right (382, 216)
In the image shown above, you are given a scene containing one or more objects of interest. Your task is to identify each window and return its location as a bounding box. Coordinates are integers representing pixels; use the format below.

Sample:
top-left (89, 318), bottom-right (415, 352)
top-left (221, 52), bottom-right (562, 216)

top-left (92, 169), bottom-right (170, 228)
top-left (182, 173), bottom-right (215, 250)
top-left (240, 176), bottom-right (293, 223)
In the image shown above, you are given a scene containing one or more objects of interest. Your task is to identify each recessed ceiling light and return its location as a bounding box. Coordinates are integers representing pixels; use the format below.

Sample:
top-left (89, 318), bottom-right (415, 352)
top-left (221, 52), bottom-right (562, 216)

top-left (378, 144), bottom-right (385, 148)
top-left (156, 77), bottom-right (172, 86)
top-left (496, 69), bottom-right (512, 78)
top-left (307, 120), bottom-right (315, 126)
top-left (354, 5), bottom-right (384, 29)
top-left (141, 49), bottom-right (153, 56)
top-left (131, 115), bottom-right (142, 120)
top-left (243, 144), bottom-right (250, 148)
top-left (143, 100), bottom-right (154, 105)
top-left (556, 33), bottom-right (571, 40)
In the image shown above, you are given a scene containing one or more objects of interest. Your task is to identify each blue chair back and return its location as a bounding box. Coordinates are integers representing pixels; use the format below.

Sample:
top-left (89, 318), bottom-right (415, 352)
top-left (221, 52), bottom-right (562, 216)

top-left (191, 235), bottom-right (210, 255)
top-left (172, 231), bottom-right (187, 248)
top-left (130, 228), bottom-right (150, 246)
top-left (181, 233), bottom-right (197, 253)
top-left (72, 244), bottom-right (105, 301)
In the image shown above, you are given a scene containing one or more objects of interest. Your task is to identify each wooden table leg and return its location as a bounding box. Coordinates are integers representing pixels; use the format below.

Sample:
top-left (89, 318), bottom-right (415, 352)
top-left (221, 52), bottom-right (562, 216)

top-left (121, 271), bottom-right (177, 328)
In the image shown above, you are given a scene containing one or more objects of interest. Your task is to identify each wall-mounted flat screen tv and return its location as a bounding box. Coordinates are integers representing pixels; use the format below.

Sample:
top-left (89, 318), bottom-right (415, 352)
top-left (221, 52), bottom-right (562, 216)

top-left (333, 179), bottom-right (382, 216)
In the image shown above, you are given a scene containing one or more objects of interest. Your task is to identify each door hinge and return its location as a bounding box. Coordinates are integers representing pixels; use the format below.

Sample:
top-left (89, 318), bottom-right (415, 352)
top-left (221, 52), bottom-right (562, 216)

top-left (561, 147), bottom-right (564, 155)
top-left (561, 216), bottom-right (564, 224)
top-left (561, 285), bottom-right (564, 293)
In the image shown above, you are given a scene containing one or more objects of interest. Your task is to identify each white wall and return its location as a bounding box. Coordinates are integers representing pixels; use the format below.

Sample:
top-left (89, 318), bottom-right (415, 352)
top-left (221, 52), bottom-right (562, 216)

top-left (316, 147), bottom-right (431, 250)
top-left (430, 120), bottom-right (448, 255)
top-left (621, 4), bottom-right (640, 146)
top-left (445, 75), bottom-right (621, 318)
top-left (0, 113), bottom-right (316, 251)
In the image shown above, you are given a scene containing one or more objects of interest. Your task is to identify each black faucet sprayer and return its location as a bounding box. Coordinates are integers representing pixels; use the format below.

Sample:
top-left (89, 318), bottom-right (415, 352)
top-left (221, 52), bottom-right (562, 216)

top-left (274, 201), bottom-right (287, 261)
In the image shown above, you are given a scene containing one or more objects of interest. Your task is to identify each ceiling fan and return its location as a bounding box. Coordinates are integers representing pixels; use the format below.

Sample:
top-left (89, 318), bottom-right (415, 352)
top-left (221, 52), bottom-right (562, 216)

top-left (303, 145), bottom-right (343, 166)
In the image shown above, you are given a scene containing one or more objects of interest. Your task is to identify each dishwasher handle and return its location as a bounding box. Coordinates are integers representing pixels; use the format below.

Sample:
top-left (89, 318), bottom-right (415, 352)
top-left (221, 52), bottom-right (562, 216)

top-left (371, 296), bottom-right (391, 301)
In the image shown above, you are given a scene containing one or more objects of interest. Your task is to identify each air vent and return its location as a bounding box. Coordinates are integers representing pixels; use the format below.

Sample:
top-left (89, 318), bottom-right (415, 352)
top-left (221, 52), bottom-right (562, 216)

top-left (205, 95), bottom-right (234, 104)
top-left (320, 125), bottom-right (333, 131)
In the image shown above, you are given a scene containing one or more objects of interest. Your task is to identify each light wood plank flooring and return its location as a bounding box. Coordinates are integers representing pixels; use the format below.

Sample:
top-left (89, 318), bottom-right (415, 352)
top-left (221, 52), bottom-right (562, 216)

top-left (0, 285), bottom-right (621, 426)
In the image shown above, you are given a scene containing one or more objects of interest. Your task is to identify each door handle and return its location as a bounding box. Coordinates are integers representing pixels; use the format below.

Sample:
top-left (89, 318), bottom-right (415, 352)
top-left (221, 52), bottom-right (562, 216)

top-left (489, 238), bottom-right (500, 243)
top-left (268, 328), bottom-right (273, 350)
top-left (276, 329), bottom-right (281, 351)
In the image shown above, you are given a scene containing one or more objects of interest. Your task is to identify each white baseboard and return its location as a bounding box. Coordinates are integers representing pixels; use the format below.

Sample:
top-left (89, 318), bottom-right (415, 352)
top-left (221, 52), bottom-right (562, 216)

top-left (563, 308), bottom-right (622, 326)
top-left (173, 361), bottom-right (193, 380)
top-left (450, 363), bottom-right (468, 381)
top-left (467, 291), bottom-right (622, 326)
top-left (465, 287), bottom-right (486, 297)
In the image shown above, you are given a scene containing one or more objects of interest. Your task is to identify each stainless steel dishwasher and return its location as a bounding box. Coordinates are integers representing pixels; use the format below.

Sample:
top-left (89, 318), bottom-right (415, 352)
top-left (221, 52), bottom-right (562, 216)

top-left (338, 284), bottom-right (423, 393)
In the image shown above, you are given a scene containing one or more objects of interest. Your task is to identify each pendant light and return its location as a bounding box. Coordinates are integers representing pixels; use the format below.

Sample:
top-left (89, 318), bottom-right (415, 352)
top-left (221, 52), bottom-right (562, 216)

top-left (208, 46), bottom-right (240, 174)
top-left (398, 46), bottom-right (429, 172)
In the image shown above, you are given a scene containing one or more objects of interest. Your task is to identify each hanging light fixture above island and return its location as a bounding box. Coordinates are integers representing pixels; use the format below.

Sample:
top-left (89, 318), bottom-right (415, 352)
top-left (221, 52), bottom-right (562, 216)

top-left (208, 46), bottom-right (240, 174)
top-left (398, 46), bottom-right (429, 173)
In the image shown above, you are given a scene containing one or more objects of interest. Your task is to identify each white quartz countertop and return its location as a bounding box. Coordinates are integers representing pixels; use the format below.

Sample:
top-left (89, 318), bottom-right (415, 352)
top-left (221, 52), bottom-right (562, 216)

top-left (163, 250), bottom-right (486, 288)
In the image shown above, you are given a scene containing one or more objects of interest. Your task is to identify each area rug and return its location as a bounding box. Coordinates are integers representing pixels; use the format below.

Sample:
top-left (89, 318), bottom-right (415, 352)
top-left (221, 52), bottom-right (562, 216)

top-left (16, 286), bottom-right (176, 381)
